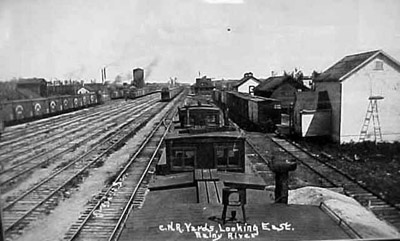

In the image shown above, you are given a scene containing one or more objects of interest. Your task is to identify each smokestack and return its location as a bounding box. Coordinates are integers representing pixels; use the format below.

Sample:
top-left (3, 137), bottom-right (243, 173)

top-left (101, 68), bottom-right (104, 84)
top-left (132, 69), bottom-right (135, 85)
top-left (103, 67), bottom-right (106, 81)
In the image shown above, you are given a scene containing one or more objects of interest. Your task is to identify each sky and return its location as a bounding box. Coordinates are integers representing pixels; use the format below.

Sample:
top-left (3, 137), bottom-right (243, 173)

top-left (0, 0), bottom-right (400, 84)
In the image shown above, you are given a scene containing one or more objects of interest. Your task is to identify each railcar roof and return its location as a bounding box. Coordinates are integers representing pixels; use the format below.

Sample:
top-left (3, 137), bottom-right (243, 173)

top-left (179, 105), bottom-right (220, 111)
top-left (166, 131), bottom-right (244, 140)
top-left (227, 91), bottom-right (279, 102)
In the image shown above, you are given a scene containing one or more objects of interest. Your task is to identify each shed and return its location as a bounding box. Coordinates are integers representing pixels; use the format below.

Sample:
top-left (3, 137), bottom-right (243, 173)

top-left (314, 50), bottom-right (400, 143)
top-left (293, 91), bottom-right (332, 137)
top-left (16, 78), bottom-right (48, 97)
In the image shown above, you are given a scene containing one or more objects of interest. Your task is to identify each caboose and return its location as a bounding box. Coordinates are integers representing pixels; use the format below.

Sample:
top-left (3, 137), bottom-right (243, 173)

top-left (161, 131), bottom-right (245, 174)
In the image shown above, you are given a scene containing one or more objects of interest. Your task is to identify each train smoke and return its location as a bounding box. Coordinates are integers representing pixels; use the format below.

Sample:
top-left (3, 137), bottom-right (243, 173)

top-left (144, 58), bottom-right (159, 81)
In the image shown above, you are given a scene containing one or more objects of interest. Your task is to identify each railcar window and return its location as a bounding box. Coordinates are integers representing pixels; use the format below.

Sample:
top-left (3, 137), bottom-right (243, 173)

top-left (206, 114), bottom-right (218, 125)
top-left (215, 144), bottom-right (239, 167)
top-left (171, 148), bottom-right (196, 170)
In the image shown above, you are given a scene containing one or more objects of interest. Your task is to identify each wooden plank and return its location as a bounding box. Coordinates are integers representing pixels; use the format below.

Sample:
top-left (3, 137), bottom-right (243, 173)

top-left (194, 169), bottom-right (203, 181)
top-left (220, 172), bottom-right (266, 190)
top-left (202, 169), bottom-right (211, 180)
top-left (209, 169), bottom-right (219, 180)
top-left (197, 181), bottom-right (208, 203)
top-left (206, 181), bottom-right (219, 204)
top-left (149, 173), bottom-right (194, 191)
top-left (215, 181), bottom-right (224, 203)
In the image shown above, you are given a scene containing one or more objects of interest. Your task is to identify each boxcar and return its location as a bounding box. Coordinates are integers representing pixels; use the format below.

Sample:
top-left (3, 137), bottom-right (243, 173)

top-left (214, 91), bottom-right (281, 132)
top-left (12, 99), bottom-right (34, 121)
top-left (163, 132), bottom-right (245, 173)
top-left (32, 98), bottom-right (49, 118)
top-left (82, 94), bottom-right (88, 106)
top-left (62, 96), bottom-right (75, 111)
top-left (161, 87), bottom-right (182, 101)
top-left (48, 96), bottom-right (63, 113)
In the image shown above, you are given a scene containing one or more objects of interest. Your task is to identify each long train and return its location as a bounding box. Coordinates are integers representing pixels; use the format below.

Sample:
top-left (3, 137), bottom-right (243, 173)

top-left (109, 86), bottom-right (161, 100)
top-left (0, 93), bottom-right (99, 127)
top-left (212, 89), bottom-right (281, 132)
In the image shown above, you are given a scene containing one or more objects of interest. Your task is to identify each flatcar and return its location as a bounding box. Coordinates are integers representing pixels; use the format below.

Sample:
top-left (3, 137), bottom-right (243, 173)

top-left (161, 86), bottom-right (182, 102)
top-left (213, 90), bottom-right (281, 132)
top-left (0, 93), bottom-right (98, 125)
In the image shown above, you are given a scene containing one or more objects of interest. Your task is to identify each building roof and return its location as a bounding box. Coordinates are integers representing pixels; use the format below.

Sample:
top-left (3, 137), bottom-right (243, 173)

top-left (78, 85), bottom-right (95, 92)
top-left (17, 78), bottom-right (47, 85)
top-left (16, 88), bottom-right (42, 99)
top-left (228, 91), bottom-right (279, 102)
top-left (233, 72), bottom-right (260, 88)
top-left (314, 50), bottom-right (400, 82)
top-left (254, 75), bottom-right (308, 93)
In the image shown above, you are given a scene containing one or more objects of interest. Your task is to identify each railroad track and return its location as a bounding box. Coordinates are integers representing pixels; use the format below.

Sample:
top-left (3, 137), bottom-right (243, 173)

top-left (0, 99), bottom-right (160, 189)
top-left (63, 92), bottom-right (184, 241)
top-left (269, 135), bottom-right (400, 231)
top-left (2, 100), bottom-right (169, 240)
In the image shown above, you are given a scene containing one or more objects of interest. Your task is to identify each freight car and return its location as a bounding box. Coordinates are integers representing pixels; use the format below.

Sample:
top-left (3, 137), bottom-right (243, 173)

top-left (161, 86), bottom-right (182, 101)
top-left (127, 86), bottom-right (160, 99)
top-left (109, 89), bottom-right (128, 100)
top-left (158, 131), bottom-right (245, 174)
top-left (0, 93), bottom-right (98, 125)
top-left (213, 90), bottom-right (281, 132)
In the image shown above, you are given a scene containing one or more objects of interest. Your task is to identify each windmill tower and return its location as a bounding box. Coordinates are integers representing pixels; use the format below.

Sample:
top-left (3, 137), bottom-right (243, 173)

top-left (359, 96), bottom-right (384, 143)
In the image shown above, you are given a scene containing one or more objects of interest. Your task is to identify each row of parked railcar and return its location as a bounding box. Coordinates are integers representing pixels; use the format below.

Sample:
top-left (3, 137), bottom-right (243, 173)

top-left (161, 86), bottom-right (183, 101)
top-left (0, 93), bottom-right (99, 126)
top-left (212, 90), bottom-right (281, 132)
top-left (109, 87), bottom-right (160, 100)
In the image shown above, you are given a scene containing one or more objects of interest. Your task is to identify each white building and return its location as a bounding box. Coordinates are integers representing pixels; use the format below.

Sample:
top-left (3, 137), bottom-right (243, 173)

top-left (233, 72), bottom-right (261, 94)
top-left (314, 50), bottom-right (400, 143)
top-left (77, 86), bottom-right (94, 95)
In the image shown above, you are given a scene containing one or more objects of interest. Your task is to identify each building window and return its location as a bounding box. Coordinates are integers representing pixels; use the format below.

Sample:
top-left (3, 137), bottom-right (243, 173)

top-left (249, 86), bottom-right (255, 93)
top-left (171, 148), bottom-right (196, 171)
top-left (215, 144), bottom-right (240, 167)
top-left (374, 61), bottom-right (383, 70)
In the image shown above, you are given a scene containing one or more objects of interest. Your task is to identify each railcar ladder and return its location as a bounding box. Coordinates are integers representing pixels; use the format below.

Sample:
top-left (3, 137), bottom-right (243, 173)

top-left (359, 96), bottom-right (383, 143)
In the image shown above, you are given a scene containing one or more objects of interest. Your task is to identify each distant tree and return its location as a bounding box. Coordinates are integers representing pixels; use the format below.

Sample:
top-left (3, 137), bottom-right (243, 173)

top-left (311, 70), bottom-right (321, 79)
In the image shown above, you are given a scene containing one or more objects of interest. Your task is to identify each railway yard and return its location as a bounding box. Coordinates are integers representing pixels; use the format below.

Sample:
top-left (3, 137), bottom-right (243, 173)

top-left (1, 89), bottom-right (400, 241)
